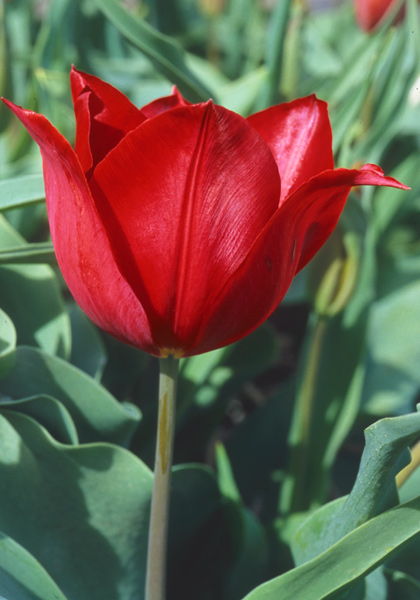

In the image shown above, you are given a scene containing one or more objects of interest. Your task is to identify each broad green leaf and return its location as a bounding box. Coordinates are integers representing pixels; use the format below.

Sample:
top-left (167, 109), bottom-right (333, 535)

top-left (0, 395), bottom-right (78, 445)
top-left (169, 463), bottom-right (270, 600)
top-left (92, 0), bottom-right (212, 102)
top-left (0, 242), bottom-right (55, 265)
top-left (243, 495), bottom-right (420, 600)
top-left (169, 464), bottom-right (223, 553)
top-left (69, 305), bottom-right (107, 381)
top-left (0, 533), bottom-right (69, 600)
top-left (292, 410), bottom-right (420, 565)
top-left (362, 281), bottom-right (420, 416)
top-left (0, 175), bottom-right (45, 211)
top-left (0, 346), bottom-right (140, 445)
top-left (0, 216), bottom-right (70, 357)
top-left (0, 308), bottom-right (15, 379)
top-left (167, 463), bottom-right (233, 597)
top-left (0, 411), bottom-right (153, 600)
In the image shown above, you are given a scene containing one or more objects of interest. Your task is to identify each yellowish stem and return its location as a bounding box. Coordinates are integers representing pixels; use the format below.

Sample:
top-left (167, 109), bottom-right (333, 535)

top-left (145, 356), bottom-right (179, 600)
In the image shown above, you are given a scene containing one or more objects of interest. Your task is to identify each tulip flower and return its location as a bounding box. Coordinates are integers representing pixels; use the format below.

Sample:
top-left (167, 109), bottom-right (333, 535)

top-left (355, 0), bottom-right (405, 31)
top-left (2, 68), bottom-right (407, 359)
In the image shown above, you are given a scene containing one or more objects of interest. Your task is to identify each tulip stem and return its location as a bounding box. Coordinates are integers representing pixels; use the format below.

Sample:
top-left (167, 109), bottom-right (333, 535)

top-left (145, 356), bottom-right (179, 600)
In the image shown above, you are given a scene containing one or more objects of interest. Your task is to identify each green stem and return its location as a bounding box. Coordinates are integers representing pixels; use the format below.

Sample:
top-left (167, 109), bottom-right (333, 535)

top-left (145, 356), bottom-right (179, 600)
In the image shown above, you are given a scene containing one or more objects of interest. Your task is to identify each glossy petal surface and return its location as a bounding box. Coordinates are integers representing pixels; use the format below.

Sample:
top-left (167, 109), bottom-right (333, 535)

top-left (4, 100), bottom-right (158, 355)
top-left (286, 164), bottom-right (408, 272)
top-left (191, 165), bottom-right (408, 355)
top-left (2, 73), bottom-right (409, 358)
top-left (90, 101), bottom-right (280, 353)
top-left (248, 95), bottom-right (333, 205)
top-left (70, 68), bottom-right (146, 175)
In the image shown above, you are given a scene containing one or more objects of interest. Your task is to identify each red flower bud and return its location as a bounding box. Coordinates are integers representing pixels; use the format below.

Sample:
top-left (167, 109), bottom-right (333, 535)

top-left (355, 0), bottom-right (405, 31)
top-left (2, 69), bottom-right (408, 357)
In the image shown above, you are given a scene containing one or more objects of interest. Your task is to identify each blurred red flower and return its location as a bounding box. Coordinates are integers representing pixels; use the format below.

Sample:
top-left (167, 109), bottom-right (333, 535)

top-left (355, 0), bottom-right (405, 31)
top-left (2, 69), bottom-right (407, 357)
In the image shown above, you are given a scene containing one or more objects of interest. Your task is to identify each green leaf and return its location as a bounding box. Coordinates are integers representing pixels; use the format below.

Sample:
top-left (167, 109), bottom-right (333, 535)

top-left (0, 242), bottom-right (56, 265)
top-left (215, 442), bottom-right (241, 504)
top-left (372, 153), bottom-right (420, 240)
top-left (0, 216), bottom-right (70, 358)
top-left (171, 324), bottom-right (278, 464)
top-left (0, 533), bottom-right (69, 600)
top-left (92, 0), bottom-right (212, 102)
top-left (0, 411), bottom-right (153, 600)
top-left (292, 410), bottom-right (420, 565)
top-left (0, 346), bottom-right (140, 446)
top-left (243, 495), bottom-right (420, 600)
top-left (217, 68), bottom-right (267, 115)
top-left (0, 395), bottom-right (78, 445)
top-left (167, 463), bottom-right (231, 597)
top-left (281, 219), bottom-right (374, 514)
top-left (69, 305), bottom-right (107, 381)
top-left (386, 569), bottom-right (420, 600)
top-left (169, 464), bottom-right (223, 553)
top-left (256, 0), bottom-right (292, 108)
top-left (0, 175), bottom-right (45, 211)
top-left (0, 308), bottom-right (16, 379)
top-left (179, 322), bottom-right (278, 413)
top-left (363, 281), bottom-right (420, 416)
top-left (227, 379), bottom-right (294, 520)
top-left (168, 463), bottom-right (270, 600)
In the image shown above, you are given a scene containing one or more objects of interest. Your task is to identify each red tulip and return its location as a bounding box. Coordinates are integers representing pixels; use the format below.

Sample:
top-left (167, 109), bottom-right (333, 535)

top-left (2, 69), bottom-right (407, 358)
top-left (355, 0), bottom-right (405, 31)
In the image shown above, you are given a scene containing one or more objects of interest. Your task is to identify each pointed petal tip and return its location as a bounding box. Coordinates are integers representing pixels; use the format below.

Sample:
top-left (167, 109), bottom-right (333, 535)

top-left (1, 97), bottom-right (15, 108)
top-left (360, 164), bottom-right (410, 190)
top-left (1, 97), bottom-right (30, 119)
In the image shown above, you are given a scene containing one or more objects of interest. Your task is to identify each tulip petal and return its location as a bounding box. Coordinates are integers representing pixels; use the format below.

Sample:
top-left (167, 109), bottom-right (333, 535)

top-left (291, 165), bottom-right (409, 272)
top-left (3, 99), bottom-right (159, 355)
top-left (355, 0), bottom-right (397, 31)
top-left (140, 86), bottom-right (190, 118)
top-left (70, 67), bottom-right (146, 175)
top-left (91, 101), bottom-right (281, 353)
top-left (191, 165), bottom-right (408, 355)
top-left (248, 95), bottom-right (334, 205)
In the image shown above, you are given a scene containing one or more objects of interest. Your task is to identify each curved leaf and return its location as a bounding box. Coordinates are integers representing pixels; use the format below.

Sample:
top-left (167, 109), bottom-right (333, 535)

top-left (0, 216), bottom-right (70, 357)
top-left (243, 495), bottom-right (420, 600)
top-left (0, 532), bottom-right (69, 600)
top-left (0, 346), bottom-right (140, 445)
top-left (0, 395), bottom-right (78, 445)
top-left (0, 411), bottom-right (153, 600)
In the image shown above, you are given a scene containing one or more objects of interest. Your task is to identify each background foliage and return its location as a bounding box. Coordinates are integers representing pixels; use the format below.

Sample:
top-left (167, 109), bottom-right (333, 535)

top-left (1, 0), bottom-right (420, 598)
